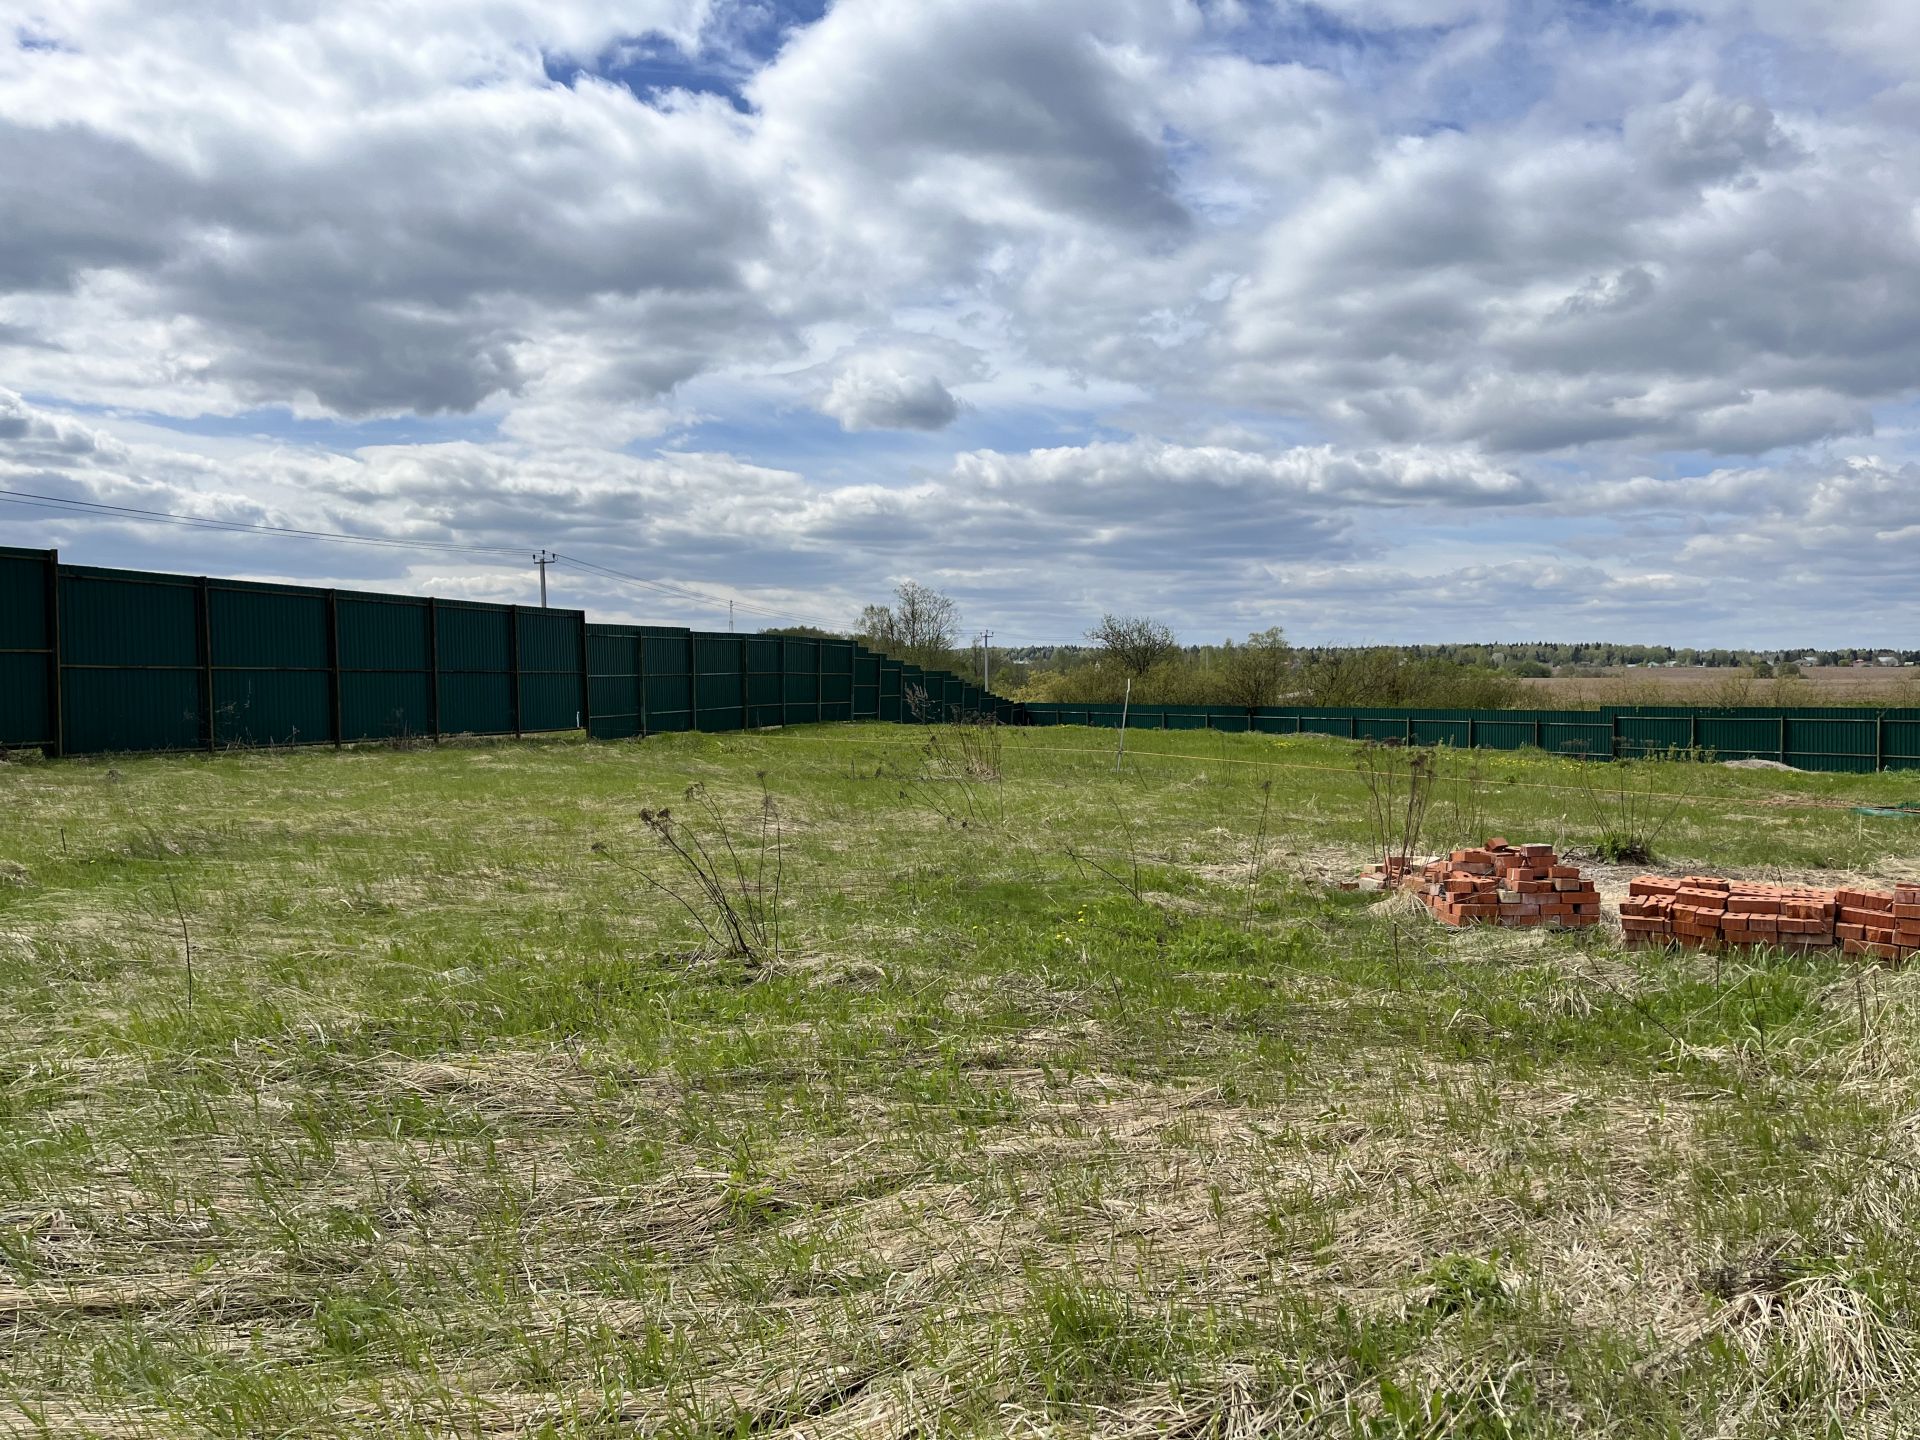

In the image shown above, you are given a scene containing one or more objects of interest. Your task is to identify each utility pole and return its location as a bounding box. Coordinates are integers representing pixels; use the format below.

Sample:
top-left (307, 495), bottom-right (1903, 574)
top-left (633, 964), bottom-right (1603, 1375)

top-left (728, 599), bottom-right (734, 633)
top-left (533, 550), bottom-right (555, 608)
top-left (978, 629), bottom-right (993, 691)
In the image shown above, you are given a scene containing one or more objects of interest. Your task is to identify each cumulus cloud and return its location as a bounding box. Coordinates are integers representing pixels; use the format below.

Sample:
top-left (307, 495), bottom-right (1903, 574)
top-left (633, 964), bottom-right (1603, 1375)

top-left (6, 2), bottom-right (1920, 640)
top-left (819, 365), bottom-right (961, 432)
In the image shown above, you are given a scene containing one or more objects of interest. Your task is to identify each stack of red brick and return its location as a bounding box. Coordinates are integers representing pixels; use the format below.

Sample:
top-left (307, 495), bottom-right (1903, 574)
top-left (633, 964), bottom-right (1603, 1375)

top-left (1415, 839), bottom-right (1602, 929)
top-left (1835, 884), bottom-right (1920, 961)
top-left (1621, 876), bottom-right (1837, 951)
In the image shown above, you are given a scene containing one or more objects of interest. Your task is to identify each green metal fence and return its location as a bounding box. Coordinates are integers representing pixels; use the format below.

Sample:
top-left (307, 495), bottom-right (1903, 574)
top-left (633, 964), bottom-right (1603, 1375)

top-left (0, 548), bottom-right (1009, 756)
top-left (11, 545), bottom-right (1916, 774)
top-left (1015, 702), bottom-right (1920, 773)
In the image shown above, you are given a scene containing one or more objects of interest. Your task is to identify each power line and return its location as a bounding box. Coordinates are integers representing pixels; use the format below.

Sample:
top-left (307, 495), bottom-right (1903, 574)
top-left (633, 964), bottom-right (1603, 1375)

top-left (549, 552), bottom-right (849, 633)
top-left (0, 487), bottom-right (529, 561)
top-left (0, 486), bottom-right (853, 632)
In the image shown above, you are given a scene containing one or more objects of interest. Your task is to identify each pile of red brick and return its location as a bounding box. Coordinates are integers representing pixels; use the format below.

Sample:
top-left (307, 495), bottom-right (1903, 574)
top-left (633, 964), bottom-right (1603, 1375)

top-left (1836, 885), bottom-right (1920, 961)
top-left (1415, 840), bottom-right (1602, 929)
top-left (1621, 877), bottom-right (1836, 951)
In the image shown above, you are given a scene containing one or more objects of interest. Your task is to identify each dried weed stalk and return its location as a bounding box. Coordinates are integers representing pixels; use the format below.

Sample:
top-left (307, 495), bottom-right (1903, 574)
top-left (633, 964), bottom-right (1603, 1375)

top-left (602, 779), bottom-right (785, 964)
top-left (1572, 751), bottom-right (1685, 864)
top-left (1356, 742), bottom-right (1436, 877)
top-left (889, 717), bottom-right (1005, 829)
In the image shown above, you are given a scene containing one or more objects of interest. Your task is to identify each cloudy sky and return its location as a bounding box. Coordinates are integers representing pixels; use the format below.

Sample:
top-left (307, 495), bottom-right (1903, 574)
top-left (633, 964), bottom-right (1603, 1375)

top-left (5, 0), bottom-right (1920, 646)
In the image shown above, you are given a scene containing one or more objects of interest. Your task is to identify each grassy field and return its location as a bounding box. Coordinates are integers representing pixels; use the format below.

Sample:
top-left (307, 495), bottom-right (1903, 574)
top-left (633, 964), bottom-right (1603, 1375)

top-left (4, 725), bottom-right (1920, 1437)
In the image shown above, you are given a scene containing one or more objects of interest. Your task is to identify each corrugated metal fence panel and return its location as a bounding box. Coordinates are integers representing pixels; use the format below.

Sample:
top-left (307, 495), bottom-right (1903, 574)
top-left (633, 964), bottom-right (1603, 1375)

top-left (1411, 719), bottom-right (1470, 748)
top-left (520, 675), bottom-right (584, 732)
top-left (878, 657), bottom-right (903, 723)
top-left (518, 610), bottom-right (583, 737)
top-left (206, 583), bottom-right (333, 746)
top-left (640, 635), bottom-right (692, 732)
top-left (782, 639), bottom-right (820, 723)
top-left (0, 548), bottom-right (54, 748)
top-left (898, 665), bottom-right (926, 719)
top-left (210, 584), bottom-right (328, 668)
top-left (693, 632), bottom-right (744, 732)
top-left (852, 647), bottom-right (880, 720)
top-left (0, 548), bottom-right (49, 651)
top-left (338, 596), bottom-right (431, 743)
top-left (342, 673), bottom-right (432, 743)
top-left (64, 668), bottom-right (203, 754)
top-left (746, 637), bottom-right (783, 728)
top-left (0, 654), bottom-right (50, 747)
top-left (1539, 719), bottom-right (1613, 757)
top-left (1783, 717), bottom-right (1877, 772)
top-left (434, 599), bottom-right (514, 735)
top-left (519, 610), bottom-right (587, 733)
top-left (58, 567), bottom-right (203, 753)
top-left (212, 669), bottom-right (331, 747)
top-left (1615, 714), bottom-right (1693, 759)
top-left (587, 626), bottom-right (643, 739)
top-left (438, 671), bottom-right (512, 736)
top-left (821, 640), bottom-right (854, 721)
top-left (1885, 721), bottom-right (1920, 771)
top-left (518, 608), bottom-right (579, 674)
top-left (435, 603), bottom-right (509, 674)
top-left (62, 568), bottom-right (199, 667)
top-left (1696, 715), bottom-right (1790, 763)
top-left (339, 596), bottom-right (428, 671)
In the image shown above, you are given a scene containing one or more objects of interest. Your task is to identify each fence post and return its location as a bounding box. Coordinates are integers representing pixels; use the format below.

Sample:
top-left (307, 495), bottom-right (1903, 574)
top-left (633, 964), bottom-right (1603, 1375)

top-left (508, 605), bottom-right (522, 738)
top-left (1779, 716), bottom-right (1788, 767)
top-left (43, 549), bottom-right (63, 758)
top-left (1533, 716), bottom-right (1542, 751)
top-left (638, 633), bottom-right (649, 737)
top-left (1877, 714), bottom-right (1886, 773)
top-left (426, 597), bottom-right (441, 741)
top-left (815, 640), bottom-right (823, 725)
top-left (197, 576), bottom-right (216, 752)
top-left (739, 635), bottom-right (749, 729)
top-left (1467, 716), bottom-right (1475, 752)
top-left (326, 589), bottom-right (342, 748)
top-left (1610, 712), bottom-right (1620, 759)
top-left (578, 615), bottom-right (592, 738)
top-left (688, 633), bottom-right (699, 731)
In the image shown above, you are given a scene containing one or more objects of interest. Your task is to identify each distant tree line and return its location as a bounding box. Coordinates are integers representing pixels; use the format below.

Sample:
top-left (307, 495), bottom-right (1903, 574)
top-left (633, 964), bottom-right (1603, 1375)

top-left (760, 584), bottom-right (1919, 711)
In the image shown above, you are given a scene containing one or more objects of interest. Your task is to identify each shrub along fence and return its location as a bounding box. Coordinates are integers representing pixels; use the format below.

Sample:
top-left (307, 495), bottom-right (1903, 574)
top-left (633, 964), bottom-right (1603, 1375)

top-left (0, 548), bottom-right (1007, 756)
top-left (1014, 703), bottom-right (1920, 773)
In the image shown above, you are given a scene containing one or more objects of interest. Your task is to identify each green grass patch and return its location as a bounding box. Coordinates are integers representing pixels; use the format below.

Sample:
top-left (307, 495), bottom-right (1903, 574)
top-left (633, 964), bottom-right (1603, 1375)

top-left (1, 726), bottom-right (1917, 1436)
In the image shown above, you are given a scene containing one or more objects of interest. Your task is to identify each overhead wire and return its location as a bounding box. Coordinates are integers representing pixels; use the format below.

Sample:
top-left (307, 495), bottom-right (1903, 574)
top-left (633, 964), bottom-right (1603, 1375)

top-left (0, 486), bottom-right (861, 635)
top-left (550, 551), bottom-right (851, 633)
top-left (0, 486), bottom-right (530, 562)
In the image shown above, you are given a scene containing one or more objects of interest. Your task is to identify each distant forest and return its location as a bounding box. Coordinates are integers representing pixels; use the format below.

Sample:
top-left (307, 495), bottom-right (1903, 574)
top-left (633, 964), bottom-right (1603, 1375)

top-left (1002, 642), bottom-right (1920, 673)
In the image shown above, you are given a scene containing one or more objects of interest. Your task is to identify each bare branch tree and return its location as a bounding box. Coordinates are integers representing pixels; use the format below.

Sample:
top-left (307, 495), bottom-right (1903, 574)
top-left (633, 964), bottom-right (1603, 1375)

top-left (858, 581), bottom-right (960, 671)
top-left (1087, 614), bottom-right (1178, 677)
